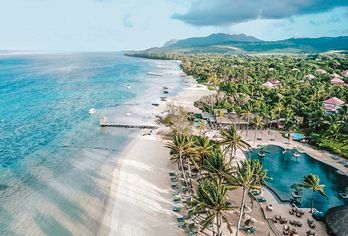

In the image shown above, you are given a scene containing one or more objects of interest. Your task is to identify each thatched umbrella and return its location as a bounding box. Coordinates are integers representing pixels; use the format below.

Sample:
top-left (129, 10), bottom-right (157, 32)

top-left (324, 204), bottom-right (348, 236)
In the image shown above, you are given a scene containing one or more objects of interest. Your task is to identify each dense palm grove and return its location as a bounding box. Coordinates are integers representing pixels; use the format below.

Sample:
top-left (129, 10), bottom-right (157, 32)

top-left (179, 54), bottom-right (348, 158)
top-left (145, 52), bottom-right (342, 235)
top-left (164, 110), bottom-right (327, 235)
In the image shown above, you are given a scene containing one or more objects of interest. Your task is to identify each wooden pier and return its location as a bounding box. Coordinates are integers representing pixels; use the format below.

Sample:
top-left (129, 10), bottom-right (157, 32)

top-left (100, 123), bottom-right (158, 129)
top-left (99, 116), bottom-right (158, 129)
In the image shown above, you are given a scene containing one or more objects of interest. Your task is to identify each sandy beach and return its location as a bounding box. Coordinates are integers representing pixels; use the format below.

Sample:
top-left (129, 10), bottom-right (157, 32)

top-left (100, 61), bottom-right (338, 236)
top-left (99, 62), bottom-right (213, 236)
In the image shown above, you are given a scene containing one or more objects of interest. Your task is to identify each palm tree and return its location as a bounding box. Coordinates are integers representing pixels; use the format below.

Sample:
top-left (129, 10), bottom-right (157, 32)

top-left (220, 125), bottom-right (250, 161)
top-left (226, 160), bottom-right (269, 236)
top-left (193, 136), bottom-right (216, 172)
top-left (299, 174), bottom-right (327, 212)
top-left (240, 105), bottom-right (253, 138)
top-left (268, 110), bottom-right (277, 134)
top-left (207, 73), bottom-right (220, 89)
top-left (202, 150), bottom-right (234, 184)
top-left (187, 180), bottom-right (235, 236)
top-left (166, 134), bottom-right (194, 187)
top-left (253, 116), bottom-right (264, 145)
top-left (197, 120), bottom-right (207, 135)
top-left (274, 102), bottom-right (284, 127)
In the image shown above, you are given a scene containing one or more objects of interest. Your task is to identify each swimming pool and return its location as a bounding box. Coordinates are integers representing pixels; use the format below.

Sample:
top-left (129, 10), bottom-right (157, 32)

top-left (290, 132), bottom-right (305, 141)
top-left (246, 145), bottom-right (348, 212)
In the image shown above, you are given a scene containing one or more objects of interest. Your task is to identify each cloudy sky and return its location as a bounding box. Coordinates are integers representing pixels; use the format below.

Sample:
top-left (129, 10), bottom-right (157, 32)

top-left (1, 0), bottom-right (348, 51)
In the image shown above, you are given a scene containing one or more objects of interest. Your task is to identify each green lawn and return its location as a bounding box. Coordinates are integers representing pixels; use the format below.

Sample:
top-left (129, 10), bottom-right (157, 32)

top-left (319, 138), bottom-right (348, 159)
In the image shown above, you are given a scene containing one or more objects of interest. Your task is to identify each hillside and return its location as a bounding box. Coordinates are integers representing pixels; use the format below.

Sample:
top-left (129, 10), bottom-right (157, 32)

top-left (164, 33), bottom-right (262, 48)
top-left (127, 34), bottom-right (348, 55)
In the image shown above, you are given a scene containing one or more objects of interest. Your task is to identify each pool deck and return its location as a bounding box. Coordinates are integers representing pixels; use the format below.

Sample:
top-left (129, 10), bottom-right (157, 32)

top-left (205, 129), bottom-right (333, 236)
top-left (234, 129), bottom-right (336, 236)
top-left (240, 129), bottom-right (348, 176)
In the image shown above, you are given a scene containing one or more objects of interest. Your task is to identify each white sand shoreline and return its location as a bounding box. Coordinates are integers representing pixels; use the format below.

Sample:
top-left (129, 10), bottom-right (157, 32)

top-left (101, 59), bottom-right (335, 236)
top-left (99, 60), bottom-right (213, 236)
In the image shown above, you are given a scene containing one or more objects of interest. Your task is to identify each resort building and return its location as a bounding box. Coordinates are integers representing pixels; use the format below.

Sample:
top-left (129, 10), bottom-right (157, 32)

top-left (332, 73), bottom-right (342, 79)
top-left (322, 97), bottom-right (345, 113)
top-left (342, 70), bottom-right (348, 78)
top-left (270, 79), bottom-right (280, 86)
top-left (330, 78), bottom-right (345, 85)
top-left (261, 81), bottom-right (276, 89)
top-left (304, 74), bottom-right (316, 80)
top-left (315, 69), bottom-right (327, 74)
top-left (200, 112), bottom-right (216, 123)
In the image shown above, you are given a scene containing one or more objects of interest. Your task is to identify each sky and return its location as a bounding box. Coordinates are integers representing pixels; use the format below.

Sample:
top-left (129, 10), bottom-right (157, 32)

top-left (1, 0), bottom-right (348, 51)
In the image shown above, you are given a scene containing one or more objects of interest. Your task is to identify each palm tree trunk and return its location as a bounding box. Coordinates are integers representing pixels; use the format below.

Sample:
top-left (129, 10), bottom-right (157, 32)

top-left (310, 191), bottom-right (316, 213)
top-left (236, 187), bottom-right (248, 236)
top-left (246, 116), bottom-right (250, 138)
top-left (278, 113), bottom-right (281, 128)
top-left (179, 152), bottom-right (189, 187)
top-left (188, 162), bottom-right (193, 189)
top-left (254, 127), bottom-right (258, 145)
top-left (216, 213), bottom-right (220, 236)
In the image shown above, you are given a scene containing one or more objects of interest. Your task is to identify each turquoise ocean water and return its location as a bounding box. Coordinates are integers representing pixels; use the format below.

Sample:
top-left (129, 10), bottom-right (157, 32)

top-left (0, 52), bottom-right (184, 235)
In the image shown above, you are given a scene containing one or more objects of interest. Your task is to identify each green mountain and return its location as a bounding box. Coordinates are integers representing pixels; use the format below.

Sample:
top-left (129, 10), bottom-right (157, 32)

top-left (129, 34), bottom-right (348, 55)
top-left (164, 33), bottom-right (262, 48)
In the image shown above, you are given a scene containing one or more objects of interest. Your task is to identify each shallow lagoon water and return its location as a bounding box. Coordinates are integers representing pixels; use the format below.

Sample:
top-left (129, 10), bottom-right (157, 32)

top-left (0, 52), bottom-right (184, 235)
top-left (246, 145), bottom-right (348, 212)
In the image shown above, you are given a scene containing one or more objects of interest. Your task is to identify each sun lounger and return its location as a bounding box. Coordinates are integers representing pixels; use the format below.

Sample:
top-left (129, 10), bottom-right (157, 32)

top-left (173, 196), bottom-right (181, 201)
top-left (240, 225), bottom-right (256, 234)
top-left (177, 216), bottom-right (185, 222)
top-left (169, 171), bottom-right (176, 176)
top-left (171, 178), bottom-right (178, 182)
top-left (172, 191), bottom-right (179, 196)
top-left (173, 206), bottom-right (181, 212)
top-left (250, 189), bottom-right (261, 196)
top-left (256, 196), bottom-right (266, 202)
top-left (171, 184), bottom-right (178, 190)
top-left (178, 222), bottom-right (186, 229)
top-left (182, 187), bottom-right (189, 193)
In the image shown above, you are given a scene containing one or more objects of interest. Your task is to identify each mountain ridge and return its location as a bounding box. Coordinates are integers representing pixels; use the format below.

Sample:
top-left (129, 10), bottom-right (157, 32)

top-left (164, 33), bottom-right (262, 48)
top-left (137, 33), bottom-right (348, 54)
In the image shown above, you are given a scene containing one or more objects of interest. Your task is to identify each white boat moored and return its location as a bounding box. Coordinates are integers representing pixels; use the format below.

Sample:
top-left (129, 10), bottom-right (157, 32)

top-left (89, 108), bottom-right (96, 114)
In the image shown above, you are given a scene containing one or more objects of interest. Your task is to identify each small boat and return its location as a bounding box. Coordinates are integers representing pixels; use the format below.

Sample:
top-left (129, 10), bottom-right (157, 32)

top-left (163, 90), bottom-right (169, 94)
top-left (89, 108), bottom-right (96, 114)
top-left (160, 97), bottom-right (167, 101)
top-left (125, 113), bottom-right (131, 116)
top-left (147, 72), bottom-right (163, 76)
top-left (126, 85), bottom-right (131, 89)
top-left (152, 103), bottom-right (160, 106)
top-left (163, 86), bottom-right (168, 90)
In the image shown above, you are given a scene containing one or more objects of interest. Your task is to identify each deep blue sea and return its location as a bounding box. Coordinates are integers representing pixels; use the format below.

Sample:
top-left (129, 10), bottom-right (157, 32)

top-left (0, 52), bottom-right (184, 235)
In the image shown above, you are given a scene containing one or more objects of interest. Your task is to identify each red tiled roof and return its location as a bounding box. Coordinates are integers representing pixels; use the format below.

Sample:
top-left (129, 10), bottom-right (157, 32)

top-left (331, 78), bottom-right (345, 84)
top-left (323, 97), bottom-right (345, 106)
